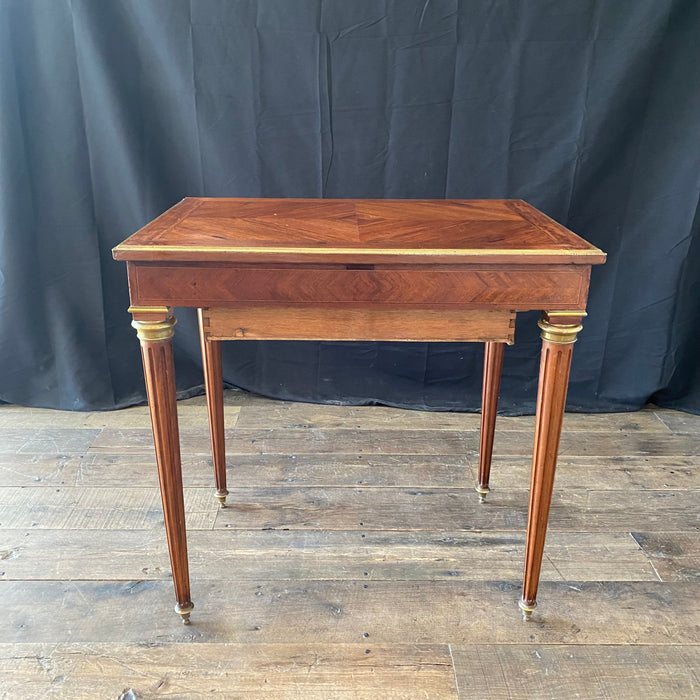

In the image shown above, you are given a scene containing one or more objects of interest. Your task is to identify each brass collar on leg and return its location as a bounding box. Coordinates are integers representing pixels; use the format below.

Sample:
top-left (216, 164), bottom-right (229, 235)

top-left (131, 316), bottom-right (177, 342)
top-left (538, 311), bottom-right (586, 345)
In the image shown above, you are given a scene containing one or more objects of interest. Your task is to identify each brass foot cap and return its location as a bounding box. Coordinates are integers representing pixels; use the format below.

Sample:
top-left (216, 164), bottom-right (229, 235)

top-left (518, 599), bottom-right (536, 621)
top-left (175, 601), bottom-right (194, 625)
top-left (475, 485), bottom-right (490, 503)
top-left (216, 489), bottom-right (229, 508)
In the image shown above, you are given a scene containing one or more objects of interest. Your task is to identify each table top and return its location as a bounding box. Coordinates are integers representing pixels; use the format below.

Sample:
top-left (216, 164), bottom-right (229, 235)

top-left (113, 198), bottom-right (606, 266)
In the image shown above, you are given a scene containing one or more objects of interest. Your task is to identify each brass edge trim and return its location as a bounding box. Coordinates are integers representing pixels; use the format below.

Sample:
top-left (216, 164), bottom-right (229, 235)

top-left (538, 318), bottom-right (583, 345)
top-left (114, 244), bottom-right (605, 258)
top-left (128, 305), bottom-right (171, 315)
top-left (545, 311), bottom-right (588, 320)
top-left (132, 316), bottom-right (177, 342)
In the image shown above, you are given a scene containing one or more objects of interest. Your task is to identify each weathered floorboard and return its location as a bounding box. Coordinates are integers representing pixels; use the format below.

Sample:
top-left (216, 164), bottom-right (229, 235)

top-left (0, 405), bottom-right (240, 430)
top-left (1, 485), bottom-right (697, 532)
top-left (4, 580), bottom-right (699, 645)
top-left (451, 644), bottom-right (700, 700)
top-left (208, 487), bottom-right (700, 532)
top-left (234, 403), bottom-right (668, 433)
top-left (0, 530), bottom-right (657, 582)
top-left (88, 427), bottom-right (475, 455)
top-left (3, 453), bottom-right (698, 491)
top-left (71, 453), bottom-right (473, 489)
top-left (0, 429), bottom-right (99, 454)
top-left (654, 409), bottom-right (700, 434)
top-left (489, 456), bottom-right (700, 491)
top-left (0, 487), bottom-right (217, 530)
top-left (88, 426), bottom-right (700, 457)
top-left (0, 642), bottom-right (458, 700)
top-left (632, 531), bottom-right (700, 582)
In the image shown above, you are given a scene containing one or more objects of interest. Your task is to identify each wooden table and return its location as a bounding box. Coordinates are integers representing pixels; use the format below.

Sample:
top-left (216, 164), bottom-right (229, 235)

top-left (113, 198), bottom-right (606, 624)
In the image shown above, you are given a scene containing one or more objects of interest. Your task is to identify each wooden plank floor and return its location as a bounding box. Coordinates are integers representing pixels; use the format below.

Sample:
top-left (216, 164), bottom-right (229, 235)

top-left (1, 391), bottom-right (699, 699)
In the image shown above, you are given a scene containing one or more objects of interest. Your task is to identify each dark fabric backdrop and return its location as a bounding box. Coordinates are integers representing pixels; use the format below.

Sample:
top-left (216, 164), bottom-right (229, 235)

top-left (1, 0), bottom-right (699, 414)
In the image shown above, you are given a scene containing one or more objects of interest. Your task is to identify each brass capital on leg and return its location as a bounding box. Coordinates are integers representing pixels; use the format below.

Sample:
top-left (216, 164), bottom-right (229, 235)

top-left (130, 306), bottom-right (177, 342)
top-left (537, 311), bottom-right (586, 345)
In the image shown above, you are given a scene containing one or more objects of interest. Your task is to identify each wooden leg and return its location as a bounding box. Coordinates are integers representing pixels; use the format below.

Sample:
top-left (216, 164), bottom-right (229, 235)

top-left (476, 341), bottom-right (505, 503)
top-left (520, 311), bottom-right (584, 620)
top-left (131, 306), bottom-right (194, 625)
top-left (197, 309), bottom-right (228, 507)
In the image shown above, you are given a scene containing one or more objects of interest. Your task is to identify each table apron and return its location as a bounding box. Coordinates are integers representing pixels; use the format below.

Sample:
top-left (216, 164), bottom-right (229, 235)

top-left (128, 263), bottom-right (590, 311)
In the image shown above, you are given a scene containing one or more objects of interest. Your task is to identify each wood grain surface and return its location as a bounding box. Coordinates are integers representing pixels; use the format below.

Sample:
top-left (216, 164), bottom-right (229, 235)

top-left (113, 198), bottom-right (606, 265)
top-left (128, 263), bottom-right (591, 310)
top-left (0, 643), bottom-right (459, 700)
top-left (1, 393), bottom-right (698, 699)
top-left (202, 306), bottom-right (516, 343)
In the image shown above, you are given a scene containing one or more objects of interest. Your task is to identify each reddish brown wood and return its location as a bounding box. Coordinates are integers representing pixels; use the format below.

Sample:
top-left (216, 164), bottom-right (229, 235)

top-left (202, 306), bottom-right (516, 343)
top-left (128, 263), bottom-right (591, 311)
top-left (136, 319), bottom-right (193, 623)
top-left (113, 199), bottom-right (606, 623)
top-left (520, 315), bottom-right (583, 619)
top-left (477, 342), bottom-right (505, 502)
top-left (113, 198), bottom-right (606, 266)
top-left (197, 309), bottom-right (228, 507)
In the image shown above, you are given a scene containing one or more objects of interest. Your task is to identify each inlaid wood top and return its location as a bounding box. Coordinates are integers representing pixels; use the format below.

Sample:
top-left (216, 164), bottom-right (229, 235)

top-left (112, 198), bottom-right (606, 265)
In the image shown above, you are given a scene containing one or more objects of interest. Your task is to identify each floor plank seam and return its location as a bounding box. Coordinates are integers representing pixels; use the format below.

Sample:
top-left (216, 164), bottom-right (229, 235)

top-left (448, 643), bottom-right (461, 698)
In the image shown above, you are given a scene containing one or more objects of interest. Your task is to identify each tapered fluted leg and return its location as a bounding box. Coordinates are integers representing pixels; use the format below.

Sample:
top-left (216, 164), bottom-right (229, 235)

top-left (131, 306), bottom-right (193, 624)
top-left (197, 309), bottom-right (228, 507)
top-left (520, 311), bottom-right (584, 620)
top-left (476, 341), bottom-right (505, 503)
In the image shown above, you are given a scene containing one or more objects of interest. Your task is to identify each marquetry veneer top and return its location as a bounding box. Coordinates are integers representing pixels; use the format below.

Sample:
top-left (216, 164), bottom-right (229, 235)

top-left (113, 198), bottom-right (606, 265)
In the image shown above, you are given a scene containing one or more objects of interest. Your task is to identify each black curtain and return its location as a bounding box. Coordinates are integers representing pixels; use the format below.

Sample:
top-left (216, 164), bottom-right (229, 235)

top-left (1, 0), bottom-right (699, 414)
